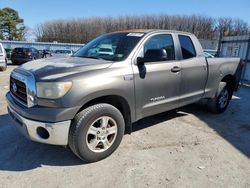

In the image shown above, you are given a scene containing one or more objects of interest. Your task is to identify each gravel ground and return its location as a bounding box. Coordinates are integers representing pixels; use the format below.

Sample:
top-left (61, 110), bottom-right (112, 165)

top-left (0, 65), bottom-right (249, 188)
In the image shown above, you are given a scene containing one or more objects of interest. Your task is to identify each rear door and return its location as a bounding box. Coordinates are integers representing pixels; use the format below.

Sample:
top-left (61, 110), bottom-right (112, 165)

top-left (133, 33), bottom-right (181, 119)
top-left (178, 35), bottom-right (207, 106)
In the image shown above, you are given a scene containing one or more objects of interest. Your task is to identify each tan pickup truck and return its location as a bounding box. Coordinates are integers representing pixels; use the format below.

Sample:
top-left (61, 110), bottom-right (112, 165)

top-left (6, 30), bottom-right (244, 162)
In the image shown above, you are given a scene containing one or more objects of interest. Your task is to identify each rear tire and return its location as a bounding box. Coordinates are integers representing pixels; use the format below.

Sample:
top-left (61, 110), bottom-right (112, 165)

top-left (208, 82), bottom-right (232, 113)
top-left (69, 103), bottom-right (125, 162)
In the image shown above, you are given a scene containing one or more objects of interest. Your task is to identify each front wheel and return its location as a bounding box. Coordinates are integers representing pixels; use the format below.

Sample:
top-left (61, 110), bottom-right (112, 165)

top-left (208, 82), bottom-right (232, 113)
top-left (0, 59), bottom-right (7, 71)
top-left (69, 103), bottom-right (125, 162)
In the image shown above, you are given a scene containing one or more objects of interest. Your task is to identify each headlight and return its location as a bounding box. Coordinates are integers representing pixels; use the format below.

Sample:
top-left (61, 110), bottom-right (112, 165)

top-left (36, 82), bottom-right (72, 99)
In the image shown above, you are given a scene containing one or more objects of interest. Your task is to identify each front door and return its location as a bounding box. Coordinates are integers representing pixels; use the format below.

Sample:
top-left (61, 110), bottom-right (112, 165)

top-left (132, 34), bottom-right (181, 120)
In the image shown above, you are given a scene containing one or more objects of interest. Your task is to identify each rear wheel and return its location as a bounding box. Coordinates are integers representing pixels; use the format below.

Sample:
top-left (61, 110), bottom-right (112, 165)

top-left (69, 103), bottom-right (125, 162)
top-left (208, 82), bottom-right (232, 113)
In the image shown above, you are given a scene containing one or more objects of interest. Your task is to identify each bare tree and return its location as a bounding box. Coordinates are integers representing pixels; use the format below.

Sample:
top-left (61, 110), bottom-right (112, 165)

top-left (33, 14), bottom-right (250, 43)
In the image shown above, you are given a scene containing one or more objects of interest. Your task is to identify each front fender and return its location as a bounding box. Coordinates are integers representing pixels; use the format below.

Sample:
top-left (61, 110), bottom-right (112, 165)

top-left (77, 89), bottom-right (136, 122)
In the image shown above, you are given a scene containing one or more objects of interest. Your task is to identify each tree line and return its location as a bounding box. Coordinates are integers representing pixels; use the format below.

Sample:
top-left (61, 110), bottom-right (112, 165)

top-left (34, 14), bottom-right (250, 43)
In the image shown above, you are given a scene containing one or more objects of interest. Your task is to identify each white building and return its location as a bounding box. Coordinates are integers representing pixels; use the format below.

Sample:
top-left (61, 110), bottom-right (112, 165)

top-left (220, 35), bottom-right (250, 82)
top-left (1, 40), bottom-right (84, 52)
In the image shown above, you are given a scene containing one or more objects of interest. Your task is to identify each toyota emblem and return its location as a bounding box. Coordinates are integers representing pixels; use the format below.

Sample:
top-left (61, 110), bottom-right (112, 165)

top-left (12, 83), bottom-right (17, 93)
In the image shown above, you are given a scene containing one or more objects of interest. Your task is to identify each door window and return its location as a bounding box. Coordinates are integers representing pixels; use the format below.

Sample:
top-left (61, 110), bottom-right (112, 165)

top-left (144, 34), bottom-right (175, 61)
top-left (178, 35), bottom-right (196, 59)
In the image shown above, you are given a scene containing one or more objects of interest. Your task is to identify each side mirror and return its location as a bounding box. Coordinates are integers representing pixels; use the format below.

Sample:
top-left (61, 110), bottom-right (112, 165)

top-left (137, 49), bottom-right (167, 64)
top-left (137, 57), bottom-right (145, 66)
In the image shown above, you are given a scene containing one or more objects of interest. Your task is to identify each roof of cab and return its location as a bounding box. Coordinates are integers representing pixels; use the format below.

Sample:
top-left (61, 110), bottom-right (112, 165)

top-left (113, 29), bottom-right (194, 35)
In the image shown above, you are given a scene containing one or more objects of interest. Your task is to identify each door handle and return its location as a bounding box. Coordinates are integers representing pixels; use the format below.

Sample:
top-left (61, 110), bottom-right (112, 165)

top-left (171, 66), bottom-right (181, 73)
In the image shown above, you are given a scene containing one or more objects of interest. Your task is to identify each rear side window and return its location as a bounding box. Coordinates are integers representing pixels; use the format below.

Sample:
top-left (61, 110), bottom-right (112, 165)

top-left (0, 46), bottom-right (2, 53)
top-left (14, 48), bottom-right (30, 53)
top-left (178, 35), bottom-right (196, 59)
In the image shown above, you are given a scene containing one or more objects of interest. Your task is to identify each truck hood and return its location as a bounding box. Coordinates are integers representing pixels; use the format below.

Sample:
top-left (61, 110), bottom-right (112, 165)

top-left (16, 57), bottom-right (113, 81)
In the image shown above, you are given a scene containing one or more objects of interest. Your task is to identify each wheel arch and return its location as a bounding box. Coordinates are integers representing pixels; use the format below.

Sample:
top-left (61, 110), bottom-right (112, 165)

top-left (76, 95), bottom-right (133, 134)
top-left (221, 74), bottom-right (236, 95)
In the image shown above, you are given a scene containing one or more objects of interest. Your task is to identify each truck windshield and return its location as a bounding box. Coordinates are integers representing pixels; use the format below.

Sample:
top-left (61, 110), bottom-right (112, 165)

top-left (73, 32), bottom-right (144, 61)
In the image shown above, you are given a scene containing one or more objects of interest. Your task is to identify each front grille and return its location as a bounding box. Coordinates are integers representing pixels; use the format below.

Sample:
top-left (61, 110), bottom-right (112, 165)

top-left (10, 76), bottom-right (27, 105)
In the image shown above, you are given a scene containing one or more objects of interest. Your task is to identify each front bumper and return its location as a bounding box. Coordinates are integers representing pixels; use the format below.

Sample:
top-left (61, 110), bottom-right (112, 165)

top-left (7, 104), bottom-right (71, 145)
top-left (6, 92), bottom-right (80, 122)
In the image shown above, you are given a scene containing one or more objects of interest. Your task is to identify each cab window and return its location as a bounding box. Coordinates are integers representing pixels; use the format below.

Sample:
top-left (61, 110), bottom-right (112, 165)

top-left (178, 35), bottom-right (196, 59)
top-left (144, 34), bottom-right (175, 61)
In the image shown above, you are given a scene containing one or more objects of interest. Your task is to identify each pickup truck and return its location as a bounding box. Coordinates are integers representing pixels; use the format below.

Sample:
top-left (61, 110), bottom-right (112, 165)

top-left (6, 30), bottom-right (244, 162)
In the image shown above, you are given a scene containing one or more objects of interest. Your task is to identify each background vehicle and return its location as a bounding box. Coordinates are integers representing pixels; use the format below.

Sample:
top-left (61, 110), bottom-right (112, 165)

top-left (204, 49), bottom-right (217, 57)
top-left (204, 51), bottom-right (215, 58)
top-left (5, 48), bottom-right (13, 59)
top-left (6, 30), bottom-right (243, 162)
top-left (52, 49), bottom-right (73, 57)
top-left (97, 44), bottom-right (114, 56)
top-left (11, 47), bottom-right (41, 65)
top-left (0, 43), bottom-right (7, 71)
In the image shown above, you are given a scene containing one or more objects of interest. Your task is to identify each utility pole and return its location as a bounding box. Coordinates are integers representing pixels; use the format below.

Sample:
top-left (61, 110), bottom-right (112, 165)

top-left (216, 31), bottom-right (223, 57)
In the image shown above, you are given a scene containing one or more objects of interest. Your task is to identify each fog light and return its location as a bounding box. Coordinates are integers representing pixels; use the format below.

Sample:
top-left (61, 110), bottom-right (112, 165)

top-left (36, 127), bottom-right (50, 139)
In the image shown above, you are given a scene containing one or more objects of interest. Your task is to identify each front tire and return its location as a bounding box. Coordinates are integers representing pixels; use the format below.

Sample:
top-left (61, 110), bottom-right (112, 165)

top-left (69, 103), bottom-right (125, 162)
top-left (208, 82), bottom-right (232, 113)
top-left (0, 59), bottom-right (7, 71)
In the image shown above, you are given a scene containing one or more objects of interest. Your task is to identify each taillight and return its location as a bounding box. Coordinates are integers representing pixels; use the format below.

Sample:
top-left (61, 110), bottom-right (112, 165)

top-left (239, 59), bottom-right (245, 69)
top-left (25, 52), bottom-right (32, 57)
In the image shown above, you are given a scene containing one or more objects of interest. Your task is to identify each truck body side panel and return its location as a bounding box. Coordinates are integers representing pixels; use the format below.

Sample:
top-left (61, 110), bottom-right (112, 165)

top-left (203, 57), bottom-right (241, 98)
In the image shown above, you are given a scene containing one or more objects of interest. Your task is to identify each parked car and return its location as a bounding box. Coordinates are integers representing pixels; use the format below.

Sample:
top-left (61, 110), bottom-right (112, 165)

top-left (52, 49), bottom-right (73, 57)
top-left (204, 51), bottom-right (215, 58)
top-left (204, 49), bottom-right (217, 57)
top-left (6, 30), bottom-right (244, 162)
top-left (0, 43), bottom-right (7, 71)
top-left (98, 44), bottom-right (114, 56)
top-left (5, 48), bottom-right (13, 59)
top-left (11, 47), bottom-right (41, 65)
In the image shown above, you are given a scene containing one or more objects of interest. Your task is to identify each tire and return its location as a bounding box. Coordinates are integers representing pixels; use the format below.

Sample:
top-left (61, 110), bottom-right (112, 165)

top-left (208, 82), bottom-right (232, 113)
top-left (69, 103), bottom-right (125, 162)
top-left (0, 66), bottom-right (6, 71)
top-left (0, 59), bottom-right (7, 71)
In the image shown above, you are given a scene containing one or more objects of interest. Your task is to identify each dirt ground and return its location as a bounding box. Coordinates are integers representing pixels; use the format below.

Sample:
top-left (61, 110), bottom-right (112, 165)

top-left (0, 65), bottom-right (249, 188)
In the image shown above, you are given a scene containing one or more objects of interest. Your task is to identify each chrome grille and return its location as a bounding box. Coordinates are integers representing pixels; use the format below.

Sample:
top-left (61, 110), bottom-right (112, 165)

top-left (10, 69), bottom-right (37, 107)
top-left (10, 76), bottom-right (27, 104)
